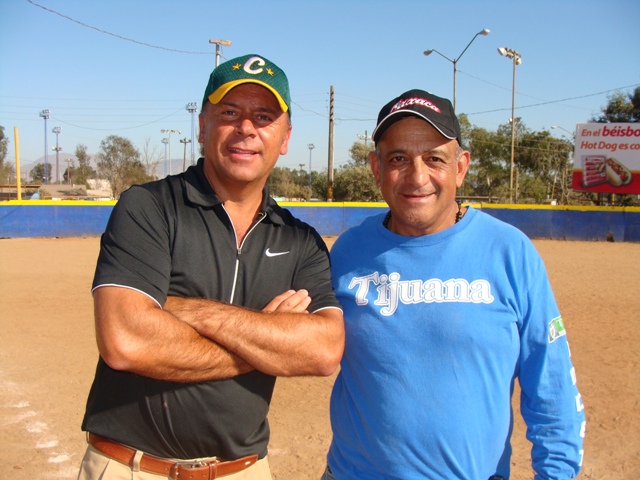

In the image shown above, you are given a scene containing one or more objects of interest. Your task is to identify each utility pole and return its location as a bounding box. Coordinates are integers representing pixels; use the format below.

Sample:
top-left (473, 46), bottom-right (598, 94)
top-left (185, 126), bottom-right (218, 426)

top-left (327, 86), bottom-right (335, 201)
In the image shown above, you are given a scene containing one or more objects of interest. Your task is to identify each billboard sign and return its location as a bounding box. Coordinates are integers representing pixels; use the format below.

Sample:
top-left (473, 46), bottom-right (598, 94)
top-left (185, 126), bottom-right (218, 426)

top-left (572, 123), bottom-right (640, 194)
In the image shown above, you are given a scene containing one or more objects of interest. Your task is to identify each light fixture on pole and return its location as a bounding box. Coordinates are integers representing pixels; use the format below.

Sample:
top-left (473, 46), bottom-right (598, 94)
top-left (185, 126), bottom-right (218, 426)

top-left (180, 137), bottom-right (191, 172)
top-left (423, 28), bottom-right (490, 113)
top-left (357, 131), bottom-right (371, 149)
top-left (307, 144), bottom-right (315, 193)
top-left (185, 102), bottom-right (198, 165)
top-left (551, 125), bottom-right (575, 137)
top-left (52, 126), bottom-right (62, 183)
top-left (209, 39), bottom-right (232, 67)
top-left (497, 46), bottom-right (522, 204)
top-left (39, 109), bottom-right (50, 184)
top-left (65, 158), bottom-right (73, 185)
top-left (160, 129), bottom-right (181, 176)
top-left (161, 138), bottom-right (169, 178)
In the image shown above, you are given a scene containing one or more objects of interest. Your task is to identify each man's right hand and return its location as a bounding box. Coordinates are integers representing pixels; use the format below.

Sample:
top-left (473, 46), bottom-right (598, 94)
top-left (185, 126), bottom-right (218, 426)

top-left (261, 289), bottom-right (312, 314)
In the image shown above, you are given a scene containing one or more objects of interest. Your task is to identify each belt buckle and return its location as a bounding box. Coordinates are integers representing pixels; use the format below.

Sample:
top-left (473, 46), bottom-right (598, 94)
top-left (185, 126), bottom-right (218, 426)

top-left (170, 459), bottom-right (218, 479)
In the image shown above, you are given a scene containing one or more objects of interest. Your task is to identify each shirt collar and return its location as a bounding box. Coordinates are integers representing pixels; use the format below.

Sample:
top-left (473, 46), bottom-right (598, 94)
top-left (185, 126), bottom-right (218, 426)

top-left (184, 158), bottom-right (285, 226)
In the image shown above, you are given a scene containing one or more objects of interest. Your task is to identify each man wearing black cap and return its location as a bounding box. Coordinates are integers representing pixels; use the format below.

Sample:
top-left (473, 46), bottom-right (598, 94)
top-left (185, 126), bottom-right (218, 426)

top-left (77, 54), bottom-right (344, 480)
top-left (323, 90), bottom-right (585, 479)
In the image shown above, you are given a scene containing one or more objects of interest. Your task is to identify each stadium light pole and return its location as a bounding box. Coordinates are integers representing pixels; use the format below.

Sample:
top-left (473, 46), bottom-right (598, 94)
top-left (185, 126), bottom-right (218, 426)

top-left (161, 138), bottom-right (169, 178)
top-left (423, 28), bottom-right (490, 113)
top-left (52, 126), bottom-right (62, 183)
top-left (357, 131), bottom-right (371, 149)
top-left (185, 102), bottom-right (198, 165)
top-left (65, 158), bottom-right (73, 185)
top-left (180, 137), bottom-right (191, 172)
top-left (209, 39), bottom-right (232, 67)
top-left (307, 144), bottom-right (315, 193)
top-left (39, 109), bottom-right (50, 184)
top-left (160, 129), bottom-right (181, 176)
top-left (498, 46), bottom-right (522, 204)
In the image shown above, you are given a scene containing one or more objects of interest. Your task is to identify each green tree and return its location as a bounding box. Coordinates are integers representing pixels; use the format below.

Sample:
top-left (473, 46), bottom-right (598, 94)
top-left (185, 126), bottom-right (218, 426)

top-left (348, 140), bottom-right (372, 166)
top-left (268, 166), bottom-right (308, 200)
top-left (463, 124), bottom-right (509, 199)
top-left (333, 164), bottom-right (381, 202)
top-left (591, 86), bottom-right (640, 123)
top-left (29, 162), bottom-right (52, 184)
top-left (66, 144), bottom-right (96, 186)
top-left (326, 140), bottom-right (381, 202)
top-left (516, 131), bottom-right (573, 204)
top-left (96, 135), bottom-right (150, 199)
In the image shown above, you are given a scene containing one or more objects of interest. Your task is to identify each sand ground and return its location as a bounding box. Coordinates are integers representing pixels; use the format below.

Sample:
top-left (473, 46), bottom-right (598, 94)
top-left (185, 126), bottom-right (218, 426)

top-left (1, 237), bottom-right (639, 479)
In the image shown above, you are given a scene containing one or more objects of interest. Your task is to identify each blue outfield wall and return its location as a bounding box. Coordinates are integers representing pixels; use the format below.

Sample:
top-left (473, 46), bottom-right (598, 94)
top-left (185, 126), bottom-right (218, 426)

top-left (1, 200), bottom-right (640, 242)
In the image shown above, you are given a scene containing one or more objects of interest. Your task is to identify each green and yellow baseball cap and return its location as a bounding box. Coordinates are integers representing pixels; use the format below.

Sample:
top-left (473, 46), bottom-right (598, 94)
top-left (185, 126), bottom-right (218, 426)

top-left (202, 54), bottom-right (291, 114)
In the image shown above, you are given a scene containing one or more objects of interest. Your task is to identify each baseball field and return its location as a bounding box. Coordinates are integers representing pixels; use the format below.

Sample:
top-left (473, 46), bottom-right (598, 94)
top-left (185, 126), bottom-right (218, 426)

top-left (0, 237), bottom-right (638, 479)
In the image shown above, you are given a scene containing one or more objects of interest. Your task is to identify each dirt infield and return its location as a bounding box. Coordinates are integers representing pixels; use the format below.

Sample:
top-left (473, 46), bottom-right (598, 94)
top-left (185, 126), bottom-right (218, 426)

top-left (1, 236), bottom-right (639, 479)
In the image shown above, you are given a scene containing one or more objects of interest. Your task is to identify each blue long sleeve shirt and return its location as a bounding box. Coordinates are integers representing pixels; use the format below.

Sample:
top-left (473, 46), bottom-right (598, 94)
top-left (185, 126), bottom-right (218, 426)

top-left (327, 208), bottom-right (585, 479)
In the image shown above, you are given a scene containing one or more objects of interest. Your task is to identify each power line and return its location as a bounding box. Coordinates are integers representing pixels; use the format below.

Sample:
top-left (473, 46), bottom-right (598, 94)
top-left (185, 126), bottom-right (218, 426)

top-left (25, 0), bottom-right (211, 54)
top-left (48, 108), bottom-right (186, 131)
top-left (467, 83), bottom-right (640, 116)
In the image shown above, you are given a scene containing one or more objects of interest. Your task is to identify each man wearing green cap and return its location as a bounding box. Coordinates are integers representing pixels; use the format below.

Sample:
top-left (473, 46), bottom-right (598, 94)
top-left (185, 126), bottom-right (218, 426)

top-left (78, 54), bottom-right (344, 480)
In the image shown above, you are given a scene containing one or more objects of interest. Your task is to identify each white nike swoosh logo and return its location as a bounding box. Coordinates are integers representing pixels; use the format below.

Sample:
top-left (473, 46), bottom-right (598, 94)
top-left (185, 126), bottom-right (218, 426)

top-left (265, 248), bottom-right (290, 257)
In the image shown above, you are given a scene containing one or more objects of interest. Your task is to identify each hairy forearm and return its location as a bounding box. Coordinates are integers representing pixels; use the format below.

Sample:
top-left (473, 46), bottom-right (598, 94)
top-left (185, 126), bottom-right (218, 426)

top-left (165, 296), bottom-right (344, 377)
top-left (94, 287), bottom-right (253, 382)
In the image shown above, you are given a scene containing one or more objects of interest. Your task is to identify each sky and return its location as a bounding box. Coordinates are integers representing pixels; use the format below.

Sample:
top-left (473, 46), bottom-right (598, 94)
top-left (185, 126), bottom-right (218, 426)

top-left (1, 0), bottom-right (639, 180)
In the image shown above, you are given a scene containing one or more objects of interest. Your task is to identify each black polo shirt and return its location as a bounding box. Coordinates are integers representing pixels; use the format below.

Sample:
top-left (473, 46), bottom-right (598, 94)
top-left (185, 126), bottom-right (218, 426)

top-left (82, 158), bottom-right (341, 460)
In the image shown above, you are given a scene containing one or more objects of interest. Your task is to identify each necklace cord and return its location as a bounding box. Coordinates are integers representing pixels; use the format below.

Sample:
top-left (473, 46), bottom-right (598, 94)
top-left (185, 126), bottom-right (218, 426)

top-left (382, 201), bottom-right (463, 231)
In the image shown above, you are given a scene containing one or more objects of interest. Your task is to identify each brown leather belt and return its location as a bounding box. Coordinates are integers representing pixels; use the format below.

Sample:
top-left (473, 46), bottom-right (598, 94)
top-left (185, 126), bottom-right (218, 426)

top-left (88, 433), bottom-right (258, 479)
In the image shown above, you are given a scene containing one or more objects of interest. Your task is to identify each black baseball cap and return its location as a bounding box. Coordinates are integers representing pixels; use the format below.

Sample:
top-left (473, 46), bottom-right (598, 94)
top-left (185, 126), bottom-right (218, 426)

top-left (371, 89), bottom-right (461, 145)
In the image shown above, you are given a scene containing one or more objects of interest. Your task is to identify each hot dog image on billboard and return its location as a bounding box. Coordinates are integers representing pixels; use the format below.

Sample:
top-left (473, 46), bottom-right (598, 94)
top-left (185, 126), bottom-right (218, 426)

top-left (581, 155), bottom-right (607, 187)
top-left (604, 157), bottom-right (632, 186)
top-left (573, 123), bottom-right (640, 194)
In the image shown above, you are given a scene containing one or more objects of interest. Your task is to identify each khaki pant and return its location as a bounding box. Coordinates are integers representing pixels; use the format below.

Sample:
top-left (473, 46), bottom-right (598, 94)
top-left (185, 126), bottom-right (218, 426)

top-left (77, 444), bottom-right (272, 480)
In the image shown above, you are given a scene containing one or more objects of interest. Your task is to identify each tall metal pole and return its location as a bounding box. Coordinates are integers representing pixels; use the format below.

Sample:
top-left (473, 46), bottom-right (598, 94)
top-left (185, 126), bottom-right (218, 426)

top-left (307, 144), bottom-right (315, 194)
top-left (39, 109), bottom-right (50, 184)
top-left (498, 47), bottom-right (522, 203)
top-left (65, 158), bottom-right (73, 185)
top-left (357, 131), bottom-right (371, 149)
top-left (209, 39), bottom-right (232, 67)
top-left (52, 126), bottom-right (61, 183)
top-left (14, 127), bottom-right (22, 200)
top-left (160, 129), bottom-right (181, 176)
top-left (327, 86), bottom-right (335, 201)
top-left (180, 137), bottom-right (191, 172)
top-left (161, 138), bottom-right (169, 177)
top-left (423, 28), bottom-right (490, 113)
top-left (510, 58), bottom-right (517, 203)
top-left (186, 102), bottom-right (197, 165)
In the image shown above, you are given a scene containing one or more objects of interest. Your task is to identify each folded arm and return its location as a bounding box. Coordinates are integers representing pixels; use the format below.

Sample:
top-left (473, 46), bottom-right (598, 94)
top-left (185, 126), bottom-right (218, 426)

top-left (94, 286), bottom-right (253, 382)
top-left (164, 291), bottom-right (345, 377)
top-left (94, 286), bottom-right (344, 382)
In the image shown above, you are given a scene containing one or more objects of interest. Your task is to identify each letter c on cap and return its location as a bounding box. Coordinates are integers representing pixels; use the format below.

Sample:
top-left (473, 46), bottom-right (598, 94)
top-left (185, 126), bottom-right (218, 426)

top-left (244, 56), bottom-right (265, 75)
